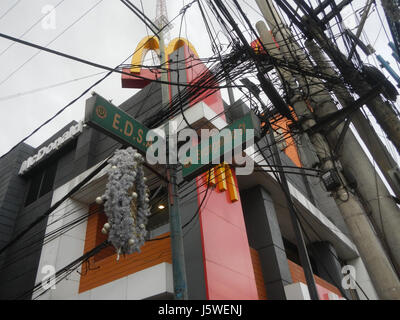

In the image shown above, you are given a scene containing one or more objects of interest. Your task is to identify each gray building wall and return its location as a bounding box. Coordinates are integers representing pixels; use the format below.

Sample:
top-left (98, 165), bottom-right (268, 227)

top-left (0, 143), bottom-right (34, 274)
top-left (179, 178), bottom-right (207, 300)
top-left (255, 133), bottom-right (350, 236)
top-left (0, 122), bottom-right (80, 299)
top-left (241, 185), bottom-right (293, 299)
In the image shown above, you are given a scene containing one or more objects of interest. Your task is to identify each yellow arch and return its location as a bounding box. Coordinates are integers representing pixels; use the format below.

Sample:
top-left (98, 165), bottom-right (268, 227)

top-left (130, 36), bottom-right (199, 74)
top-left (130, 36), bottom-right (160, 73)
top-left (165, 37), bottom-right (199, 59)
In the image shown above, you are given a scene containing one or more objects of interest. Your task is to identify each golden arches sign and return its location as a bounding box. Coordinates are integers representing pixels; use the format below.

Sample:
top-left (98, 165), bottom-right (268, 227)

top-left (203, 163), bottom-right (239, 203)
top-left (130, 36), bottom-right (199, 74)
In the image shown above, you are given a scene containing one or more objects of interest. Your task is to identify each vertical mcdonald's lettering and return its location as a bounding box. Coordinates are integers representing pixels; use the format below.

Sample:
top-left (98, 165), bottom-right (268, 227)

top-left (203, 163), bottom-right (239, 203)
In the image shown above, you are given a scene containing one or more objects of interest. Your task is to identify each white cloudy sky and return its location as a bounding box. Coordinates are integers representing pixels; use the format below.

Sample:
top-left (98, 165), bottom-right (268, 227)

top-left (0, 0), bottom-right (398, 161)
top-left (0, 0), bottom-right (222, 156)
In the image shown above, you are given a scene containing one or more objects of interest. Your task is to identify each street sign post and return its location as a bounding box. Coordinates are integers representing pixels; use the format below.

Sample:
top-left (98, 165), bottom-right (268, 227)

top-left (85, 93), bottom-right (155, 154)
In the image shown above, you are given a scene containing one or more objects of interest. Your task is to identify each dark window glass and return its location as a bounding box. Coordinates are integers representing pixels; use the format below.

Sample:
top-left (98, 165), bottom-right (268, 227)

top-left (39, 161), bottom-right (57, 197)
top-left (309, 256), bottom-right (320, 278)
top-left (283, 238), bottom-right (301, 265)
top-left (25, 160), bottom-right (58, 206)
top-left (25, 171), bottom-right (43, 206)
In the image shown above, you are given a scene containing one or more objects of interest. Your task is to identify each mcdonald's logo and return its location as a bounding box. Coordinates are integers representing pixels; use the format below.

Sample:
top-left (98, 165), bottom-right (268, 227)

top-left (122, 36), bottom-right (199, 89)
top-left (203, 163), bottom-right (239, 203)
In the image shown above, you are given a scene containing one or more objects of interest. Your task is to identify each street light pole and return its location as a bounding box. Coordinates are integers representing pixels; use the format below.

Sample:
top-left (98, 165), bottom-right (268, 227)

top-left (159, 28), bottom-right (188, 300)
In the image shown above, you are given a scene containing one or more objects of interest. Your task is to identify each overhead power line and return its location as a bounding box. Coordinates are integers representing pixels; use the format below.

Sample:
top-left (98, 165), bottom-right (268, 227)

top-left (0, 72), bottom-right (107, 102)
top-left (17, 240), bottom-right (110, 300)
top-left (0, 1), bottom-right (224, 162)
top-left (0, 0), bottom-right (104, 87)
top-left (0, 0), bottom-right (205, 162)
top-left (120, 0), bottom-right (160, 35)
top-left (0, 69), bottom-right (117, 160)
top-left (0, 159), bottom-right (110, 256)
top-left (0, 0), bottom-right (21, 22)
top-left (0, 31), bottom-right (241, 90)
top-left (0, 0), bottom-right (66, 59)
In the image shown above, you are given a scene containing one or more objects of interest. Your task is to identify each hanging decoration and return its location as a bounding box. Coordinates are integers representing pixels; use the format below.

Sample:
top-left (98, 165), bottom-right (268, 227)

top-left (95, 147), bottom-right (151, 260)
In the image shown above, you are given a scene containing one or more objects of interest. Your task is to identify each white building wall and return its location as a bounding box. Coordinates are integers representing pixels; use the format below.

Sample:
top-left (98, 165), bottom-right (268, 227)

top-left (34, 164), bottom-right (173, 300)
top-left (34, 182), bottom-right (88, 300)
top-left (77, 263), bottom-right (173, 300)
top-left (349, 257), bottom-right (379, 300)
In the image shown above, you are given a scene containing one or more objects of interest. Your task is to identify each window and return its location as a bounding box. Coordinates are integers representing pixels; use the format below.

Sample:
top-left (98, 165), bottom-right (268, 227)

top-left (283, 238), bottom-right (301, 265)
top-left (24, 171), bottom-right (43, 206)
top-left (283, 238), bottom-right (322, 278)
top-left (25, 161), bottom-right (58, 206)
top-left (39, 161), bottom-right (58, 197)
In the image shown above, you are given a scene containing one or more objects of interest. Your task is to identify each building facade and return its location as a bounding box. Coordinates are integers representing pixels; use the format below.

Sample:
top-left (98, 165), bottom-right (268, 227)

top-left (0, 41), bottom-right (378, 300)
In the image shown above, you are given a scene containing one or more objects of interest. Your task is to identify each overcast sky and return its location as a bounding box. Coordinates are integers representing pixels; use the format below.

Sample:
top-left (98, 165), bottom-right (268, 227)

top-left (0, 0), bottom-right (249, 156)
top-left (0, 0), bottom-right (398, 161)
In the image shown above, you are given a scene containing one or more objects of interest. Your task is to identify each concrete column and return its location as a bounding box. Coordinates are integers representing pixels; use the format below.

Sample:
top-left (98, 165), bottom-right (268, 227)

top-left (349, 257), bottom-right (379, 300)
top-left (241, 185), bottom-right (293, 299)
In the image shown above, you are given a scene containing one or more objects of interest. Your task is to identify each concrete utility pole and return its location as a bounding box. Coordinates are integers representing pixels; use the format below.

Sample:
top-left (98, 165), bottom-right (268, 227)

top-left (299, 8), bottom-right (400, 160)
top-left (157, 0), bottom-right (188, 300)
top-left (255, 0), bottom-right (400, 299)
top-left (304, 40), bottom-right (400, 200)
top-left (305, 39), bottom-right (400, 274)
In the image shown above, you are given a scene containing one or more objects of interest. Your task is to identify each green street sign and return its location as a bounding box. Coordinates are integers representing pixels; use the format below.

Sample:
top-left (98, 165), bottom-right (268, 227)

top-left (85, 93), bottom-right (260, 181)
top-left (181, 112), bottom-right (261, 180)
top-left (85, 93), bottom-right (154, 154)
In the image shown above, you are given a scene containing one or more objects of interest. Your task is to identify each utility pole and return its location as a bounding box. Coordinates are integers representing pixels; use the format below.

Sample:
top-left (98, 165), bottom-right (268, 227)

top-left (304, 39), bottom-right (400, 199)
top-left (298, 6), bottom-right (400, 159)
top-left (157, 0), bottom-right (188, 300)
top-left (255, 0), bottom-right (400, 299)
top-left (304, 39), bottom-right (400, 274)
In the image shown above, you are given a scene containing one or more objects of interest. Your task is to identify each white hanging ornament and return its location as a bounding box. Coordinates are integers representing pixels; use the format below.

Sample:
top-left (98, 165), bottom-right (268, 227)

top-left (95, 196), bottom-right (104, 205)
top-left (134, 153), bottom-right (142, 162)
top-left (103, 147), bottom-right (151, 257)
top-left (101, 227), bottom-right (108, 234)
top-left (104, 223), bottom-right (111, 230)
